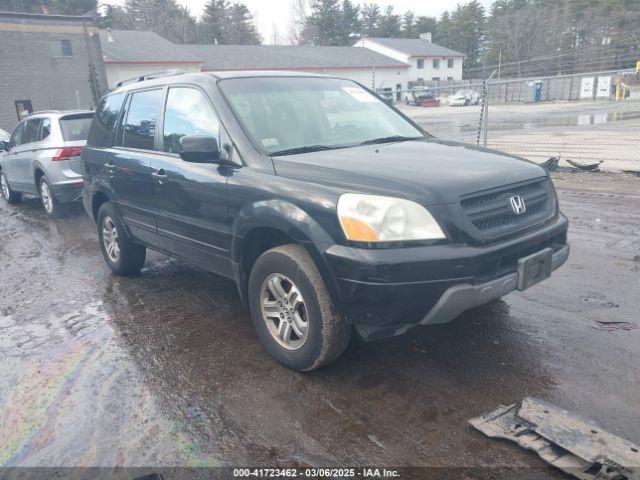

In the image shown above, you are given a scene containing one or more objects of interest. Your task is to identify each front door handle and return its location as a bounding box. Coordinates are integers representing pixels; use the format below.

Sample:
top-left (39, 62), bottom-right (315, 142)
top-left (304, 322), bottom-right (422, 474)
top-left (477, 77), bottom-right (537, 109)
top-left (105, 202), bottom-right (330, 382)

top-left (151, 169), bottom-right (167, 185)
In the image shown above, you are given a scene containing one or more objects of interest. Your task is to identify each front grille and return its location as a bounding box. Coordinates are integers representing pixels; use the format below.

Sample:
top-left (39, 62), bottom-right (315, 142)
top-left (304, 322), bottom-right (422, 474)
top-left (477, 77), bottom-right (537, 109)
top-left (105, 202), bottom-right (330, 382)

top-left (460, 178), bottom-right (555, 238)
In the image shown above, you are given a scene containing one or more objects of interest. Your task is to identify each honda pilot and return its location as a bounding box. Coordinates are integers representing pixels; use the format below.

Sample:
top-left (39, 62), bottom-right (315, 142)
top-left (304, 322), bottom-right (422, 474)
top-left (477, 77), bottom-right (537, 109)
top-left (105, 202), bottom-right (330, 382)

top-left (81, 72), bottom-right (569, 371)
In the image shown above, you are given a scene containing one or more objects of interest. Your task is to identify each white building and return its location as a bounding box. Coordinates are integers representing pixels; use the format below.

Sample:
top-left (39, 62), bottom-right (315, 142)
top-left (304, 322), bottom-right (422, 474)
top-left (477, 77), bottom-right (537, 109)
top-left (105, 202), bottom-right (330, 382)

top-left (97, 30), bottom-right (465, 98)
top-left (99, 29), bottom-right (203, 88)
top-left (358, 35), bottom-right (465, 84)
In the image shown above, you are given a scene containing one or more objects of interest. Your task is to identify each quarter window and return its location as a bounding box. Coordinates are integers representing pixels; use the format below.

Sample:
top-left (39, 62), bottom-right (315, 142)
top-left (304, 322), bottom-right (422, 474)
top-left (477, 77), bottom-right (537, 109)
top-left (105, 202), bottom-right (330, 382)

top-left (122, 89), bottom-right (163, 150)
top-left (162, 87), bottom-right (219, 154)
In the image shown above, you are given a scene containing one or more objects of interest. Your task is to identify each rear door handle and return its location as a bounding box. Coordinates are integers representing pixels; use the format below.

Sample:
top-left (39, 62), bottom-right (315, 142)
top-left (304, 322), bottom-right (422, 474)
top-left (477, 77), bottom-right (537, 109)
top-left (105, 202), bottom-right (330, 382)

top-left (151, 169), bottom-right (167, 184)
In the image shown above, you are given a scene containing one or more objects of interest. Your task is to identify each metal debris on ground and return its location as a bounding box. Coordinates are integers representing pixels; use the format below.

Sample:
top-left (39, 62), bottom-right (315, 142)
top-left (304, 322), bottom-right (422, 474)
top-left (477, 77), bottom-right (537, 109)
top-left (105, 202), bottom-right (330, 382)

top-left (469, 397), bottom-right (640, 480)
top-left (566, 159), bottom-right (604, 172)
top-left (540, 157), bottom-right (560, 171)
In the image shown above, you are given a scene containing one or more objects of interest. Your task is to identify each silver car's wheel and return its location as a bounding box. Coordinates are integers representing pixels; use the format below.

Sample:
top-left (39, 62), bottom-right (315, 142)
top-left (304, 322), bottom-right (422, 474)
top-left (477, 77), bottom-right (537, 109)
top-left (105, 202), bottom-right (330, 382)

top-left (102, 216), bottom-right (120, 263)
top-left (1, 174), bottom-right (9, 199)
top-left (260, 273), bottom-right (309, 350)
top-left (40, 180), bottom-right (53, 214)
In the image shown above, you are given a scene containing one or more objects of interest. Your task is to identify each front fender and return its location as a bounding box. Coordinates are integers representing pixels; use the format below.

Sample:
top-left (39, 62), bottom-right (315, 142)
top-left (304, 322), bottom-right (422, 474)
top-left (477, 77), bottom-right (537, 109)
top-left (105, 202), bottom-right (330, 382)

top-left (230, 199), bottom-right (342, 307)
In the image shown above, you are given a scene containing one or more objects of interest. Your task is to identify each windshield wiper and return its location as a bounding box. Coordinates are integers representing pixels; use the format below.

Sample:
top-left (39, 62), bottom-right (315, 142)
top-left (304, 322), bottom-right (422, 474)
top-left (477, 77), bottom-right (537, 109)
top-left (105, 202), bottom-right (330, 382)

top-left (358, 135), bottom-right (423, 146)
top-left (270, 145), bottom-right (334, 156)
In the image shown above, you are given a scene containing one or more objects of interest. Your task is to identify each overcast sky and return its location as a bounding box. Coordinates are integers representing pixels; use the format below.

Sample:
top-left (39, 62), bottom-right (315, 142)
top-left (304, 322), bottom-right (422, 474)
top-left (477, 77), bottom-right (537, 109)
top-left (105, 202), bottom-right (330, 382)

top-left (104, 0), bottom-right (495, 44)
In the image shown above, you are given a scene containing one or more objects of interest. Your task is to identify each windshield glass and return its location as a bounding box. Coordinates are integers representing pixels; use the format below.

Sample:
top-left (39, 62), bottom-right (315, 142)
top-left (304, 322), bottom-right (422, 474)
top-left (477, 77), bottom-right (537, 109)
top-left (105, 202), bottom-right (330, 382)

top-left (220, 77), bottom-right (424, 155)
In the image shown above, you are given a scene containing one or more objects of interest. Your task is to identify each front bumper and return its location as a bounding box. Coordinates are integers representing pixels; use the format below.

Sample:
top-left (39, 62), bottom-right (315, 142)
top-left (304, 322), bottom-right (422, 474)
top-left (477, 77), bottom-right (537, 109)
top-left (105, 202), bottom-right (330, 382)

top-left (322, 213), bottom-right (569, 340)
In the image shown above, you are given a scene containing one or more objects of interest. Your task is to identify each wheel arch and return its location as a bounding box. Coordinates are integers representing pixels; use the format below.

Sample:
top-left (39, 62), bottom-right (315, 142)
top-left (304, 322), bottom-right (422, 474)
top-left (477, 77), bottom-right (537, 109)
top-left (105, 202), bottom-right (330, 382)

top-left (231, 200), bottom-right (340, 308)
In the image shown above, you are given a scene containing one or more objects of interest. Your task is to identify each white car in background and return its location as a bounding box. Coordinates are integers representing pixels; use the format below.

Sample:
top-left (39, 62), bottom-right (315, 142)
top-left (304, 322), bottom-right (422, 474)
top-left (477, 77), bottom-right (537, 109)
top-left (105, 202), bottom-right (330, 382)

top-left (0, 129), bottom-right (9, 143)
top-left (448, 89), bottom-right (481, 106)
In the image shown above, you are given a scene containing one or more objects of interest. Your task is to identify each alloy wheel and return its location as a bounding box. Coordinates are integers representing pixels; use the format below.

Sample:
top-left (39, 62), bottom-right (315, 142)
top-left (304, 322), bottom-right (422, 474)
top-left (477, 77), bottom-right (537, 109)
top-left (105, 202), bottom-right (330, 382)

top-left (1, 174), bottom-right (9, 199)
top-left (40, 181), bottom-right (53, 213)
top-left (260, 273), bottom-right (309, 350)
top-left (102, 216), bottom-right (120, 263)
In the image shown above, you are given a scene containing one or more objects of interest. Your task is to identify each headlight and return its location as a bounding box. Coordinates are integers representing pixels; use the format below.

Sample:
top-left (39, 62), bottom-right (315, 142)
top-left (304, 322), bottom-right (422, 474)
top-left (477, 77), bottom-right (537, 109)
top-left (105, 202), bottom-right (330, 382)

top-left (337, 193), bottom-right (446, 242)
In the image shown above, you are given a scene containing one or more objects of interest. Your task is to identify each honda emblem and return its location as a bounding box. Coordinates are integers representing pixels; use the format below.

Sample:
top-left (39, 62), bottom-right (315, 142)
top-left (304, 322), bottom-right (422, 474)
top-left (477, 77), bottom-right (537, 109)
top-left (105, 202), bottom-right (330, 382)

top-left (509, 195), bottom-right (526, 215)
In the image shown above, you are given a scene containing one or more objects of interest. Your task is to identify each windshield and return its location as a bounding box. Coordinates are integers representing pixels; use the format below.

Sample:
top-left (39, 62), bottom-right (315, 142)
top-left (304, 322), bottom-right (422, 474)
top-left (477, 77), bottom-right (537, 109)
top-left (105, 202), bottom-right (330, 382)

top-left (220, 77), bottom-right (424, 155)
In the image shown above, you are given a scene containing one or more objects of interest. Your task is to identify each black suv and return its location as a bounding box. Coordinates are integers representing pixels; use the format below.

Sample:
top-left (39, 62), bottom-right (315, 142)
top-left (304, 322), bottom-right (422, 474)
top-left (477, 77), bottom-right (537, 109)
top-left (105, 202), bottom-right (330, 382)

top-left (82, 71), bottom-right (569, 371)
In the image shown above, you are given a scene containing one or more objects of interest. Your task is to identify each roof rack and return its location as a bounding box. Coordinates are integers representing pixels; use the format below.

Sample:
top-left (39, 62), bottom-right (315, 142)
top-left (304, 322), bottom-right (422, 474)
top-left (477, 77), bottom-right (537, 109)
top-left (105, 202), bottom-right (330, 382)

top-left (26, 110), bottom-right (60, 117)
top-left (115, 69), bottom-right (186, 88)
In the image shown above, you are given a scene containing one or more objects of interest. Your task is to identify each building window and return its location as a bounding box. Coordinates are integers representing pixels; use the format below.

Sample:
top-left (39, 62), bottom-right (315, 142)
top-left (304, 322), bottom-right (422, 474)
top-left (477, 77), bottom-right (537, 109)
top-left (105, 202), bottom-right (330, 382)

top-left (432, 77), bottom-right (440, 81)
top-left (417, 59), bottom-right (424, 69)
top-left (447, 76), bottom-right (454, 80)
top-left (433, 59), bottom-right (440, 69)
top-left (61, 39), bottom-right (73, 57)
top-left (447, 58), bottom-right (454, 68)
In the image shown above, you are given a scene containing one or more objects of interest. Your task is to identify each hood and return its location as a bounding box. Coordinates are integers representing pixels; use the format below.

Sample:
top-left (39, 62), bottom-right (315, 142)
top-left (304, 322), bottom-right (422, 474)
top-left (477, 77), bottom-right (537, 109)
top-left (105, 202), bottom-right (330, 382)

top-left (272, 139), bottom-right (546, 205)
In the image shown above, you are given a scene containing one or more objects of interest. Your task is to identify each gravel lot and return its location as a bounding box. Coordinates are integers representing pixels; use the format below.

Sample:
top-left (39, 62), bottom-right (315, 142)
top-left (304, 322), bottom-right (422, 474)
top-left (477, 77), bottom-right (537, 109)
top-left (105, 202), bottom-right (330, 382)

top-left (1, 171), bottom-right (639, 478)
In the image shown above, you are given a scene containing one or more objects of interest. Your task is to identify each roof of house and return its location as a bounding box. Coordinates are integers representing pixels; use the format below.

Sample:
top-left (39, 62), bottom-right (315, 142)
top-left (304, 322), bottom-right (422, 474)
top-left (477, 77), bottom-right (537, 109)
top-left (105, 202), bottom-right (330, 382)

top-left (99, 29), bottom-right (202, 64)
top-left (363, 37), bottom-right (465, 57)
top-left (183, 44), bottom-right (408, 71)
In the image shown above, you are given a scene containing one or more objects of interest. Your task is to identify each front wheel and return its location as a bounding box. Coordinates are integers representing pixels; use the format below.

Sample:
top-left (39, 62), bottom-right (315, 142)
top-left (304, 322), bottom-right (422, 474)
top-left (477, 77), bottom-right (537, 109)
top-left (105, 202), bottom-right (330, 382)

top-left (248, 244), bottom-right (351, 371)
top-left (1, 171), bottom-right (22, 204)
top-left (97, 202), bottom-right (146, 275)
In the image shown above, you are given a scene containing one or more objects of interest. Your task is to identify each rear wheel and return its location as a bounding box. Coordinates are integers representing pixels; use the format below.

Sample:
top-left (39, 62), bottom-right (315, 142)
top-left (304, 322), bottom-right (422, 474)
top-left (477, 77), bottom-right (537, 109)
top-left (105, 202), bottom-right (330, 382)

top-left (248, 244), bottom-right (351, 371)
top-left (39, 176), bottom-right (64, 218)
top-left (1, 171), bottom-right (22, 204)
top-left (97, 202), bottom-right (146, 275)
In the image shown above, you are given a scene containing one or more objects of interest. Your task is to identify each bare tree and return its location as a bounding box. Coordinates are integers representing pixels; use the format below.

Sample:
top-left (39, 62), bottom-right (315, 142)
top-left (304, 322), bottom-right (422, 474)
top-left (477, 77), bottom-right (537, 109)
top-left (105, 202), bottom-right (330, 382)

top-left (287, 0), bottom-right (307, 45)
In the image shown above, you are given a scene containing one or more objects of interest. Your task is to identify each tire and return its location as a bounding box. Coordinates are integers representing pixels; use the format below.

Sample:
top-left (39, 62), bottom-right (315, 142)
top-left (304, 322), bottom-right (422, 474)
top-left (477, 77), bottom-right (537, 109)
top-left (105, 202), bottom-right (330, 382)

top-left (97, 202), bottom-right (146, 275)
top-left (39, 176), bottom-right (64, 218)
top-left (1, 171), bottom-right (22, 204)
top-left (248, 244), bottom-right (351, 371)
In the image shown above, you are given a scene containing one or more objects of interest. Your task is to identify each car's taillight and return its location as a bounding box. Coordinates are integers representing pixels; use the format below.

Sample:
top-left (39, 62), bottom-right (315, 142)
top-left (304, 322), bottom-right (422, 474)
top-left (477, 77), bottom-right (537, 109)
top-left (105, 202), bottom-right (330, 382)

top-left (52, 146), bottom-right (83, 161)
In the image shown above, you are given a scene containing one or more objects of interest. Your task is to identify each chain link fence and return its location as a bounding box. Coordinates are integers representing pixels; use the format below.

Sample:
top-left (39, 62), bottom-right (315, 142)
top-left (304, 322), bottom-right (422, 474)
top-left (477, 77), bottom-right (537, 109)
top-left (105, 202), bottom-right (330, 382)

top-left (393, 69), bottom-right (640, 172)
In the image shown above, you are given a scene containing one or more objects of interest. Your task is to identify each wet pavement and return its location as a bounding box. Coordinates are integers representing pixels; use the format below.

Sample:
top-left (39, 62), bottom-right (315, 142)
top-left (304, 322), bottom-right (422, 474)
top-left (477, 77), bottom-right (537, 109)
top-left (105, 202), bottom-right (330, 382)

top-left (1, 172), bottom-right (639, 476)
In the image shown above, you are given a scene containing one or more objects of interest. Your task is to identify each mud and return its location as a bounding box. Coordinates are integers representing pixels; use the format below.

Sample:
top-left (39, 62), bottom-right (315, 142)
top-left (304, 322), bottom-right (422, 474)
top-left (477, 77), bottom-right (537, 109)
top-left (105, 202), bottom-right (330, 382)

top-left (1, 171), bottom-right (639, 475)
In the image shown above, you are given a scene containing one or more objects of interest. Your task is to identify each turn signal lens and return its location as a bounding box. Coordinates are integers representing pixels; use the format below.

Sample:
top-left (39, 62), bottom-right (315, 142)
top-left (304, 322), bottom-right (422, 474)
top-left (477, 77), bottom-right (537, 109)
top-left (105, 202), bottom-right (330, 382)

top-left (339, 216), bottom-right (379, 242)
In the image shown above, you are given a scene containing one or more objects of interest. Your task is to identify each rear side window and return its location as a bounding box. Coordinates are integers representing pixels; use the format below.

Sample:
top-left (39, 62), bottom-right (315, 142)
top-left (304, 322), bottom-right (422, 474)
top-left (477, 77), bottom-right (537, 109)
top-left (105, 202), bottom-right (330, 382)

top-left (121, 89), bottom-right (163, 150)
top-left (87, 92), bottom-right (125, 147)
top-left (22, 118), bottom-right (42, 144)
top-left (60, 115), bottom-right (93, 141)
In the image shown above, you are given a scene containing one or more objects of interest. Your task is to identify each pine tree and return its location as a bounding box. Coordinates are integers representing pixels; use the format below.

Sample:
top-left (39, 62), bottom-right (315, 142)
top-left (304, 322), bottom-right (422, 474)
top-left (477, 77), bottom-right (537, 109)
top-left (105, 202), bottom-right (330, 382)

top-left (401, 11), bottom-right (416, 38)
top-left (415, 16), bottom-right (437, 38)
top-left (200, 0), bottom-right (229, 44)
top-left (338, 0), bottom-right (360, 45)
top-left (377, 5), bottom-right (401, 37)
top-left (360, 3), bottom-right (381, 36)
top-left (307, 0), bottom-right (342, 45)
top-left (226, 3), bottom-right (262, 45)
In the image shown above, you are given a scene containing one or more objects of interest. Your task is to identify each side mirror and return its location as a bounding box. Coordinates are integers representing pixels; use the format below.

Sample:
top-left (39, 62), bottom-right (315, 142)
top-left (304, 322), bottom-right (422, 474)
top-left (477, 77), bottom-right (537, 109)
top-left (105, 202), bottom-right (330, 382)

top-left (179, 135), bottom-right (220, 163)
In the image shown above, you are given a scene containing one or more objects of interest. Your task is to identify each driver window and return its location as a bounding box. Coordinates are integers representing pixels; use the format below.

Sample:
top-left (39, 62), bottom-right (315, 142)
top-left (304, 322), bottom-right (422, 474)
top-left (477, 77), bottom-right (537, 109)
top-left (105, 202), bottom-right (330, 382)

top-left (9, 122), bottom-right (25, 149)
top-left (162, 87), bottom-right (219, 154)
